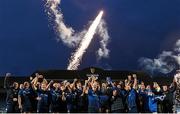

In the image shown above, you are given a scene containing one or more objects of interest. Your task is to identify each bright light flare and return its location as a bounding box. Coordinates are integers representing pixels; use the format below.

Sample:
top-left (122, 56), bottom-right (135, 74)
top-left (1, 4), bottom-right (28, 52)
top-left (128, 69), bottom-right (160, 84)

top-left (67, 11), bottom-right (104, 70)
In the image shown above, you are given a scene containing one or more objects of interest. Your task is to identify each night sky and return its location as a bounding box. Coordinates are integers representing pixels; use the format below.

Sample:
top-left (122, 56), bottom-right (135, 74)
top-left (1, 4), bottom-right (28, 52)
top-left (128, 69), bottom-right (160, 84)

top-left (0, 0), bottom-right (180, 76)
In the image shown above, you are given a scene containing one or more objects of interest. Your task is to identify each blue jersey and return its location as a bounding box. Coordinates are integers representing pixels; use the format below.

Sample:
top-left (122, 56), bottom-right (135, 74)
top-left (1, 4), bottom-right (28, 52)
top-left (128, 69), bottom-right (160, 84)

top-left (50, 89), bottom-right (67, 113)
top-left (36, 89), bottom-right (51, 113)
top-left (148, 95), bottom-right (157, 112)
top-left (65, 90), bottom-right (76, 112)
top-left (127, 88), bottom-right (137, 112)
top-left (99, 95), bottom-right (109, 108)
top-left (127, 89), bottom-right (137, 108)
top-left (88, 89), bottom-right (100, 112)
top-left (18, 88), bottom-right (33, 107)
top-left (50, 89), bottom-right (61, 104)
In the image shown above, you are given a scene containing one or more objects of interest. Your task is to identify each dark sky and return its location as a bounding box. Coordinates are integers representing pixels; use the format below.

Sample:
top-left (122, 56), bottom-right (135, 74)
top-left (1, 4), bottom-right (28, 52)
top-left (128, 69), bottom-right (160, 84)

top-left (0, 0), bottom-right (180, 76)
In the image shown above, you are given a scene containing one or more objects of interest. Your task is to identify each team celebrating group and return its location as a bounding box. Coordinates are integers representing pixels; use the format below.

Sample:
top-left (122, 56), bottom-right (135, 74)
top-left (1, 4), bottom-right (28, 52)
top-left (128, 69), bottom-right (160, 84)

top-left (3, 70), bottom-right (180, 113)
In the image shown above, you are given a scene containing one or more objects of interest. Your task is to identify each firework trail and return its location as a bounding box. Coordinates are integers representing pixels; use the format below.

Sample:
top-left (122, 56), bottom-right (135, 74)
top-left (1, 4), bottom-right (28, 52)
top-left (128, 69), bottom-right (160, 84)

top-left (45, 0), bottom-right (110, 69)
top-left (67, 11), bottom-right (104, 70)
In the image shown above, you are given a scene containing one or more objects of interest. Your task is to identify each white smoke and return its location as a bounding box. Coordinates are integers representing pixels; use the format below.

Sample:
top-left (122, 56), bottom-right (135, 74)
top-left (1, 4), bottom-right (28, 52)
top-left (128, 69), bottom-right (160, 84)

top-left (174, 39), bottom-right (180, 65)
top-left (139, 39), bottom-right (180, 75)
top-left (45, 0), bottom-right (110, 65)
top-left (96, 19), bottom-right (110, 60)
top-left (45, 0), bottom-right (87, 47)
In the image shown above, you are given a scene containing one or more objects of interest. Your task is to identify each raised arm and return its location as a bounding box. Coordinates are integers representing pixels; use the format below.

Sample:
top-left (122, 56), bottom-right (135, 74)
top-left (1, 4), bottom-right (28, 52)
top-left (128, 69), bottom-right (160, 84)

top-left (169, 79), bottom-right (177, 93)
top-left (132, 74), bottom-right (137, 89)
top-left (106, 77), bottom-right (115, 88)
top-left (18, 94), bottom-right (22, 111)
top-left (46, 80), bottom-right (54, 90)
top-left (4, 73), bottom-right (11, 89)
top-left (71, 78), bottom-right (78, 89)
top-left (62, 91), bottom-right (66, 101)
top-left (31, 77), bottom-right (39, 90)
top-left (81, 79), bottom-right (90, 96)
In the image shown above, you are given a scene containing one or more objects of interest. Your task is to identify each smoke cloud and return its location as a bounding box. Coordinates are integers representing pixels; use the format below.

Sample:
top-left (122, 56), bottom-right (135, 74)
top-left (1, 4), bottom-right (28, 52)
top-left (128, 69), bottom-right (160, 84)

top-left (45, 0), bottom-right (86, 47)
top-left (45, 0), bottom-right (110, 63)
top-left (97, 19), bottom-right (110, 60)
top-left (139, 39), bottom-right (180, 75)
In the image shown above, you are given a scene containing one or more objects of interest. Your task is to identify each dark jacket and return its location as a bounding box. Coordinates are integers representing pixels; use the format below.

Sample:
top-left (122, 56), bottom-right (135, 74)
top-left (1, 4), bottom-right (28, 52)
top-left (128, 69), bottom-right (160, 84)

top-left (4, 76), bottom-right (19, 105)
top-left (110, 94), bottom-right (124, 112)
